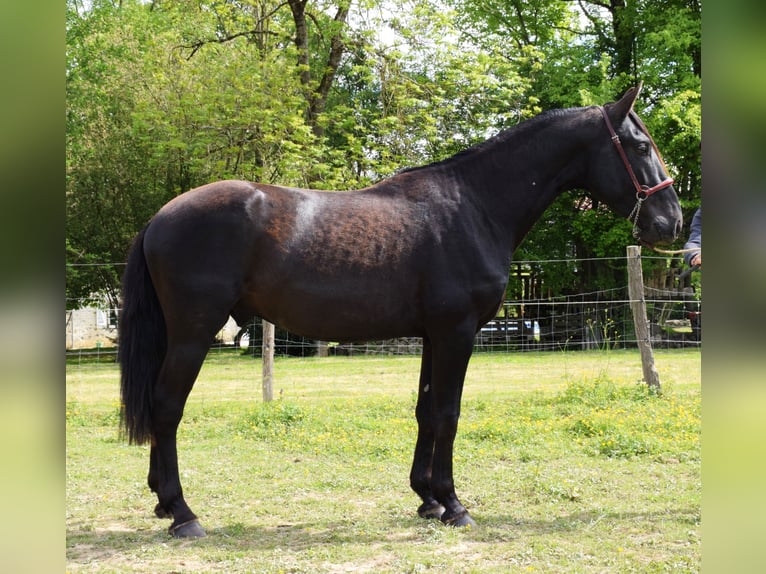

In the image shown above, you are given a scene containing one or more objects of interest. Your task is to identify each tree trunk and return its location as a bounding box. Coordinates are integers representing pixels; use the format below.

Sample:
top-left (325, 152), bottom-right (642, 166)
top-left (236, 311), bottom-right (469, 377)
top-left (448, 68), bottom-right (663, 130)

top-left (287, 0), bottom-right (349, 138)
top-left (287, 0), bottom-right (311, 89)
top-left (610, 0), bottom-right (636, 88)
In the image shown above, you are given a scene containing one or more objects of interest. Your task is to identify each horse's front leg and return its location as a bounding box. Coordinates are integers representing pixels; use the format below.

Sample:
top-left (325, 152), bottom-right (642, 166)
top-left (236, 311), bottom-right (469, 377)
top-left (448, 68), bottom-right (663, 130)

top-left (427, 327), bottom-right (478, 527)
top-left (410, 338), bottom-right (446, 520)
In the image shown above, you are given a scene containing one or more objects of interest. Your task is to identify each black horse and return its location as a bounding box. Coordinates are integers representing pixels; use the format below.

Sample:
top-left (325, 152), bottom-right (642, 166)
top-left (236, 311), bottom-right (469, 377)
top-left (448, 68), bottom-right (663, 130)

top-left (119, 85), bottom-right (682, 537)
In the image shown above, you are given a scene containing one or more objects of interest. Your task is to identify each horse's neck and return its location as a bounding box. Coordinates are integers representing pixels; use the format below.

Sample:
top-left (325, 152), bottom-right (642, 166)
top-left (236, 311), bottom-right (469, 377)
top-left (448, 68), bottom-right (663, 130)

top-left (453, 112), bottom-right (591, 250)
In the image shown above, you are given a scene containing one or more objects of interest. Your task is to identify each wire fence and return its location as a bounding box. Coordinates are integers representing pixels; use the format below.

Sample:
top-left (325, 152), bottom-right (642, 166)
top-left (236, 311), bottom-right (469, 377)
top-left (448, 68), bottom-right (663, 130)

top-left (65, 256), bottom-right (701, 363)
top-left (227, 287), bottom-right (700, 359)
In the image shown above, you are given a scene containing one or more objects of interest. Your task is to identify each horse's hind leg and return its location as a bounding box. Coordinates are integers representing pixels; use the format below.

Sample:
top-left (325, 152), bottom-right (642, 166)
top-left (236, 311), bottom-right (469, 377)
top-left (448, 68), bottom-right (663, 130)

top-left (149, 334), bottom-right (211, 537)
top-left (148, 444), bottom-right (169, 518)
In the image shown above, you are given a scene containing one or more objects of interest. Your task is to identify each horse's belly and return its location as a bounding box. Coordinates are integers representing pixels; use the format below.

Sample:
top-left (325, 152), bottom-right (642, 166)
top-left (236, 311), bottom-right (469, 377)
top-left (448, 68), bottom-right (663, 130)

top-left (242, 281), bottom-right (423, 342)
top-left (281, 315), bottom-right (421, 343)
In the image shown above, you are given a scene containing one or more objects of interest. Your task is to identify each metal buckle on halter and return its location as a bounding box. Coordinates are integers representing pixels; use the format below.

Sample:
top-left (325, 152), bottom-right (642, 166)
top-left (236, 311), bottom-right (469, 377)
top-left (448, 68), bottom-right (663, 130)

top-left (629, 193), bottom-right (646, 239)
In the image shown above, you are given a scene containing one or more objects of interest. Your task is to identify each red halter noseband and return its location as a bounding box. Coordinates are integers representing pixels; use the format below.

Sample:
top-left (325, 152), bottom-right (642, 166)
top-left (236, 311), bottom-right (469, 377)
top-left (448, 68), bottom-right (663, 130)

top-left (599, 106), bottom-right (674, 238)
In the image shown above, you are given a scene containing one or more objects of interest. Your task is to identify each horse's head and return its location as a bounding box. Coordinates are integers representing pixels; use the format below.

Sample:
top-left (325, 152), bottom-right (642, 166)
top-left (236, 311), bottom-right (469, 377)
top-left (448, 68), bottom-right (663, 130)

top-left (587, 85), bottom-right (683, 247)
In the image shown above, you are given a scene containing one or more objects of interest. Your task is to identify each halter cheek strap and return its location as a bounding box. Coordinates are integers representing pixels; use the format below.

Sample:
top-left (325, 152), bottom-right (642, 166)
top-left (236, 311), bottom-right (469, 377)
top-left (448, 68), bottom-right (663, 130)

top-left (599, 106), bottom-right (674, 237)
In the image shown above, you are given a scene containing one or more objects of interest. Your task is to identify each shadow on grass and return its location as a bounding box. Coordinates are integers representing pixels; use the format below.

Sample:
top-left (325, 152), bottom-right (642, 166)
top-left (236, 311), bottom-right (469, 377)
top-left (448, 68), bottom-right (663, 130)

top-left (67, 506), bottom-right (699, 555)
top-left (480, 507), bottom-right (699, 536)
top-left (66, 517), bottom-right (414, 561)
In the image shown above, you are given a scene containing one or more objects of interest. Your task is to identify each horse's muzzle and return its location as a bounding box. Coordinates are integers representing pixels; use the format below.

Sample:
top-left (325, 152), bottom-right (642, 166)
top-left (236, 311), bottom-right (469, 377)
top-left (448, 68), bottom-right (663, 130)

top-left (642, 216), bottom-right (682, 247)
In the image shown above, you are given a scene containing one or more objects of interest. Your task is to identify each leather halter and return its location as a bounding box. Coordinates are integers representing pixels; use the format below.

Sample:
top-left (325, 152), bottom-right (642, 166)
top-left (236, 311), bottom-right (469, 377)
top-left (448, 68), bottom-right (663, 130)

top-left (599, 106), bottom-right (674, 238)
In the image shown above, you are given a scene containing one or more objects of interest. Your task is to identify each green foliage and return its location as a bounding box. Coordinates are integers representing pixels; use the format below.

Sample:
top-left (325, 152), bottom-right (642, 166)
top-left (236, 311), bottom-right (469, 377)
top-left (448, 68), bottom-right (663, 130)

top-left (66, 399), bottom-right (120, 428)
top-left (236, 400), bottom-right (307, 438)
top-left (458, 374), bottom-right (699, 463)
top-left (66, 0), bottom-right (700, 303)
top-left (234, 398), bottom-right (413, 460)
top-left (561, 378), bottom-right (699, 460)
top-left (450, 0), bottom-right (701, 292)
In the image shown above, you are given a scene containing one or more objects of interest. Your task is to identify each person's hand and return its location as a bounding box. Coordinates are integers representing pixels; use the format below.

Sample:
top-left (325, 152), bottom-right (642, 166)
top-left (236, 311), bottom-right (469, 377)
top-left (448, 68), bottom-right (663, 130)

top-left (690, 252), bottom-right (701, 267)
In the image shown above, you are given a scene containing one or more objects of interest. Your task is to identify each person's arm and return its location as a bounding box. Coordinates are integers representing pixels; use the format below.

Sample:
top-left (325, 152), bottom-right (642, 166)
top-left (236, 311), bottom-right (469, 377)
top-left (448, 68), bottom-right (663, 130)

top-left (684, 208), bottom-right (702, 267)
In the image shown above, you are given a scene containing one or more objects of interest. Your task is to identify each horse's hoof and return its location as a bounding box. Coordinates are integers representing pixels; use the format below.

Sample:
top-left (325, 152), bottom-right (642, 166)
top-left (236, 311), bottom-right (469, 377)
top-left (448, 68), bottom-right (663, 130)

top-left (443, 511), bottom-right (477, 528)
top-left (169, 519), bottom-right (206, 538)
top-left (417, 501), bottom-right (446, 520)
top-left (154, 503), bottom-right (172, 519)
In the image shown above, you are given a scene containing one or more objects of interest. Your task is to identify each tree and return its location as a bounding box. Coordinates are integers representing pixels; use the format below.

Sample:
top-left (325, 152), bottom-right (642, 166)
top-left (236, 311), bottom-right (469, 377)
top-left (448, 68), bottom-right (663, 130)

top-left (66, 0), bottom-right (528, 307)
top-left (66, 1), bottom-right (327, 305)
top-left (66, 0), bottom-right (700, 305)
top-left (447, 0), bottom-right (701, 294)
top-left (67, 0), bottom-right (172, 308)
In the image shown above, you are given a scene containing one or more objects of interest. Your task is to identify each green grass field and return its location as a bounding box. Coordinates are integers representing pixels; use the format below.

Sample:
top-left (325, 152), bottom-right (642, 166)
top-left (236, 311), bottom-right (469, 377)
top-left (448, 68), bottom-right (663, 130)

top-left (66, 349), bottom-right (700, 573)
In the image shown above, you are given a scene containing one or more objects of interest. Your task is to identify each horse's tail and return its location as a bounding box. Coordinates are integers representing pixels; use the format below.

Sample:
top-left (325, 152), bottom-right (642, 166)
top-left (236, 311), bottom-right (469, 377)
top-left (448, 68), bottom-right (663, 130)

top-left (118, 225), bottom-right (166, 445)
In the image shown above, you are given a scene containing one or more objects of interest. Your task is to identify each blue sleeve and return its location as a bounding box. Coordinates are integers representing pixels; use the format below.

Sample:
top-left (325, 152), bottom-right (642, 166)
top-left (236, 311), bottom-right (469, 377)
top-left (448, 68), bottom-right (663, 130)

top-left (683, 208), bottom-right (701, 266)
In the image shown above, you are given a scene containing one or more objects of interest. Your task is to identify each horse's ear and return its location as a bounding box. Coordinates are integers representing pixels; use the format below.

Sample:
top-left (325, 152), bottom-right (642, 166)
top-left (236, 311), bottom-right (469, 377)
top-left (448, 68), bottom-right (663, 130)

top-left (606, 82), bottom-right (643, 124)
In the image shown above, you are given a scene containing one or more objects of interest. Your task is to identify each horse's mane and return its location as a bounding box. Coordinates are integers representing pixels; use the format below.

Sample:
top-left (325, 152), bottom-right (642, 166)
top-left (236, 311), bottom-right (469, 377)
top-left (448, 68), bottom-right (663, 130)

top-left (397, 107), bottom-right (589, 176)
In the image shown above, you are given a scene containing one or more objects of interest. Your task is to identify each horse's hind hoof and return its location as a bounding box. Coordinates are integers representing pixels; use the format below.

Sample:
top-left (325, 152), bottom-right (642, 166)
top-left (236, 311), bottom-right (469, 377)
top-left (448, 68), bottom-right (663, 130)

top-left (417, 501), bottom-right (446, 520)
top-left (443, 511), bottom-right (477, 528)
top-left (169, 519), bottom-right (206, 538)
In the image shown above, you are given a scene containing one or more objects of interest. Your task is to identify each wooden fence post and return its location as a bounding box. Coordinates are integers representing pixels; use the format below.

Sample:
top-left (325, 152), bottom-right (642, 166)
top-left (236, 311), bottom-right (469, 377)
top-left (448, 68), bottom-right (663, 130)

top-left (262, 320), bottom-right (274, 402)
top-left (626, 245), bottom-right (661, 391)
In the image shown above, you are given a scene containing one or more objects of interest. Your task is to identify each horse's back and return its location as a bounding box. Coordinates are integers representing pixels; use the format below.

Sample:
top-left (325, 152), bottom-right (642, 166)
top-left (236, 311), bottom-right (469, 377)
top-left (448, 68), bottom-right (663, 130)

top-left (140, 179), bottom-right (429, 339)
